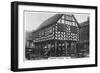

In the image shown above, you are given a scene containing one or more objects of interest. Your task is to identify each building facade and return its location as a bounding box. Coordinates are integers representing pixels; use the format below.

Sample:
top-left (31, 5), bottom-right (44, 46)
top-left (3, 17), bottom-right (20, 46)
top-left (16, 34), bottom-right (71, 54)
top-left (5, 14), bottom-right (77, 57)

top-left (25, 14), bottom-right (80, 60)
top-left (77, 18), bottom-right (89, 58)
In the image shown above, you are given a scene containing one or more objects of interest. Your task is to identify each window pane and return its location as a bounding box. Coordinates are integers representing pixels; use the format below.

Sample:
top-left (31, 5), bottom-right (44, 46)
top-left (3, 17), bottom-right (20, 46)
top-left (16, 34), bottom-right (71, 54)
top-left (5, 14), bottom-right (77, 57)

top-left (62, 19), bottom-right (64, 24)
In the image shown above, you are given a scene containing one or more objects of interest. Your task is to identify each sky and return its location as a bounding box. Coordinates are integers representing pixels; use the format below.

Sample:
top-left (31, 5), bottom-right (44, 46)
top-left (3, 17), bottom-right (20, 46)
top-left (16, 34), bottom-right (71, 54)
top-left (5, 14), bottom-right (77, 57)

top-left (25, 12), bottom-right (89, 32)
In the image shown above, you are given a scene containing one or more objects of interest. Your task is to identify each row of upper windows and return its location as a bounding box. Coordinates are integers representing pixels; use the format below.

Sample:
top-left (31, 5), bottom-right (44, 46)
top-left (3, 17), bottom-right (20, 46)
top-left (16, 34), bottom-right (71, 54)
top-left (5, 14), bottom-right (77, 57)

top-left (61, 15), bottom-right (75, 21)
top-left (57, 14), bottom-right (78, 27)
top-left (33, 34), bottom-right (79, 42)
top-left (55, 37), bottom-right (79, 41)
top-left (55, 33), bottom-right (79, 36)
top-left (34, 36), bottom-right (54, 42)
top-left (57, 19), bottom-right (78, 26)
top-left (34, 26), bottom-right (53, 38)
top-left (55, 34), bottom-right (79, 38)
top-left (34, 32), bottom-right (79, 41)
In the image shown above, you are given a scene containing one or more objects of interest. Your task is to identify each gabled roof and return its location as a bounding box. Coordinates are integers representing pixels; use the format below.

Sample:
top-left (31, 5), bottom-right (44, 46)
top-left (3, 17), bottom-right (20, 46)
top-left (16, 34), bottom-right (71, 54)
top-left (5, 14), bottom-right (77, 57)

top-left (32, 14), bottom-right (80, 33)
top-left (72, 15), bottom-right (80, 28)
top-left (35, 14), bottom-right (63, 31)
top-left (80, 20), bottom-right (89, 27)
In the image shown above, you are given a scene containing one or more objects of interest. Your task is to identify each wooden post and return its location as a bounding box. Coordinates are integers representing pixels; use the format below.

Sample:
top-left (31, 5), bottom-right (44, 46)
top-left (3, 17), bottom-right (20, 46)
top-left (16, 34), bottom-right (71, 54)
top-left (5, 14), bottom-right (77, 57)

top-left (55, 41), bottom-right (57, 57)
top-left (65, 41), bottom-right (68, 57)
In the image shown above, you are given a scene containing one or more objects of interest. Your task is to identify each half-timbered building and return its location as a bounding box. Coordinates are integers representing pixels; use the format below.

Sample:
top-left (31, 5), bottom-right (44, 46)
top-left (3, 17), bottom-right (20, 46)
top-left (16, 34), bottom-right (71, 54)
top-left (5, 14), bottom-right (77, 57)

top-left (26, 14), bottom-right (80, 59)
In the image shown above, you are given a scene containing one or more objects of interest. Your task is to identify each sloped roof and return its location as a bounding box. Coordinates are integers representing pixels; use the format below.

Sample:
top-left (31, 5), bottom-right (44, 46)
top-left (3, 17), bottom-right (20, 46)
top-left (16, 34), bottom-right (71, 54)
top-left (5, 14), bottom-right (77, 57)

top-left (25, 31), bottom-right (33, 41)
top-left (72, 15), bottom-right (80, 27)
top-left (36, 14), bottom-right (63, 31)
top-left (80, 20), bottom-right (89, 27)
top-left (32, 14), bottom-right (80, 33)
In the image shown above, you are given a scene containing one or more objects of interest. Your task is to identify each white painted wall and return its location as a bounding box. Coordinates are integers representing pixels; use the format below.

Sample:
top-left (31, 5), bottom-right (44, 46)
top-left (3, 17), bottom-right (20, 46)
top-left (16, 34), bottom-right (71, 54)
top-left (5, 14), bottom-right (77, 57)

top-left (0, 0), bottom-right (99, 73)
